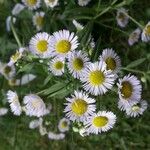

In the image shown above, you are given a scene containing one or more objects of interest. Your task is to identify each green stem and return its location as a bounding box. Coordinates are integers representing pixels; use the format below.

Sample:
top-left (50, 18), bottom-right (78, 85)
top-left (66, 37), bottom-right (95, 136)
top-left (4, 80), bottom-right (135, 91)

top-left (10, 21), bottom-right (22, 48)
top-left (121, 67), bottom-right (145, 75)
top-left (125, 13), bottom-right (144, 29)
top-left (94, 0), bottom-right (118, 19)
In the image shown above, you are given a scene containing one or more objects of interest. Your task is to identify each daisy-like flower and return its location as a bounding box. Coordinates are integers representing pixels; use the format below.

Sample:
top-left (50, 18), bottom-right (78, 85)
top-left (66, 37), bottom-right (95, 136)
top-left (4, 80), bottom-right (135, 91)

top-left (0, 62), bottom-right (16, 80)
top-left (8, 47), bottom-right (26, 66)
top-left (6, 16), bottom-right (16, 32)
top-left (48, 132), bottom-right (65, 140)
top-left (116, 8), bottom-right (129, 28)
top-left (7, 90), bottom-right (22, 116)
top-left (141, 21), bottom-right (150, 42)
top-left (22, 0), bottom-right (41, 10)
top-left (80, 61), bottom-right (115, 96)
top-left (29, 32), bottom-right (52, 58)
top-left (117, 74), bottom-right (142, 111)
top-left (67, 50), bottom-right (90, 79)
top-left (85, 111), bottom-right (116, 134)
top-left (0, 108), bottom-right (8, 116)
top-left (72, 20), bottom-right (84, 31)
top-left (64, 91), bottom-right (96, 122)
top-left (58, 118), bottom-right (70, 132)
top-left (12, 3), bottom-right (25, 16)
top-left (128, 28), bottom-right (141, 46)
top-left (29, 119), bottom-right (41, 129)
top-left (44, 0), bottom-right (58, 8)
top-left (33, 11), bottom-right (45, 31)
top-left (48, 57), bottom-right (65, 76)
top-left (99, 48), bottom-right (121, 74)
top-left (125, 100), bottom-right (148, 117)
top-left (49, 30), bottom-right (79, 58)
top-left (23, 94), bottom-right (49, 117)
top-left (78, 0), bottom-right (91, 6)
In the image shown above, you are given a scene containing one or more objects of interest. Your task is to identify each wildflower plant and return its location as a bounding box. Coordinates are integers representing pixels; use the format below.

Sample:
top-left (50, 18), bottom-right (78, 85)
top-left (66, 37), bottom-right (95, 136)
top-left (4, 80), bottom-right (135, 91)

top-left (0, 0), bottom-right (149, 149)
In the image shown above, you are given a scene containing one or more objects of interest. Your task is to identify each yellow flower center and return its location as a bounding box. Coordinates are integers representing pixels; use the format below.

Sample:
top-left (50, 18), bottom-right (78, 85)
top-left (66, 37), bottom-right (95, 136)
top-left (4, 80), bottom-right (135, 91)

top-left (105, 57), bottom-right (116, 71)
top-left (61, 121), bottom-right (68, 128)
top-left (71, 99), bottom-right (87, 116)
top-left (36, 16), bottom-right (44, 27)
top-left (54, 61), bottom-right (64, 70)
top-left (118, 12), bottom-right (126, 21)
top-left (89, 70), bottom-right (105, 86)
top-left (32, 99), bottom-right (41, 108)
top-left (37, 40), bottom-right (48, 53)
top-left (145, 25), bottom-right (150, 35)
top-left (132, 105), bottom-right (140, 112)
top-left (56, 40), bottom-right (71, 54)
top-left (121, 81), bottom-right (133, 99)
top-left (26, 0), bottom-right (37, 6)
top-left (48, 0), bottom-right (55, 2)
top-left (93, 116), bottom-right (108, 127)
top-left (4, 66), bottom-right (11, 74)
top-left (72, 58), bottom-right (84, 71)
top-left (11, 51), bottom-right (21, 62)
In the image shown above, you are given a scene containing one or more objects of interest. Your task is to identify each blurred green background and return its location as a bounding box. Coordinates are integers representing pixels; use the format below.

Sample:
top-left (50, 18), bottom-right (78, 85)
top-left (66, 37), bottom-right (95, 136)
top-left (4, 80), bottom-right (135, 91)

top-left (0, 0), bottom-right (150, 149)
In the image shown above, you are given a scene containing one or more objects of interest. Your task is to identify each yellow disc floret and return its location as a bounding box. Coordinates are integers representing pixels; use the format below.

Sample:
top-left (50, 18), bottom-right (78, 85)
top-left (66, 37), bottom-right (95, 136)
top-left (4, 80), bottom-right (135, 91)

top-left (72, 58), bottom-right (84, 71)
top-left (93, 116), bottom-right (108, 127)
top-left (121, 81), bottom-right (133, 99)
top-left (37, 40), bottom-right (48, 53)
top-left (89, 70), bottom-right (105, 86)
top-left (54, 61), bottom-right (64, 70)
top-left (27, 0), bottom-right (37, 6)
top-left (105, 57), bottom-right (116, 71)
top-left (56, 40), bottom-right (71, 54)
top-left (71, 99), bottom-right (87, 116)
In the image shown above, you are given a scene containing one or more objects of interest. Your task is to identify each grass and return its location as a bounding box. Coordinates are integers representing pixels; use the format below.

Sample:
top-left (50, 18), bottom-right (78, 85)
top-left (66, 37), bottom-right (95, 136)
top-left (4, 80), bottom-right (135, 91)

top-left (0, 0), bottom-right (150, 149)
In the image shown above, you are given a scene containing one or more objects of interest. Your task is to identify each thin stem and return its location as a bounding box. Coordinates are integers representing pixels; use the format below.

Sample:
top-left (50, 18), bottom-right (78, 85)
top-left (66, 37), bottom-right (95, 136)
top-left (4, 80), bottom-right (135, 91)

top-left (125, 13), bottom-right (144, 29)
top-left (10, 21), bottom-right (22, 48)
top-left (121, 67), bottom-right (145, 75)
top-left (94, 0), bottom-right (118, 19)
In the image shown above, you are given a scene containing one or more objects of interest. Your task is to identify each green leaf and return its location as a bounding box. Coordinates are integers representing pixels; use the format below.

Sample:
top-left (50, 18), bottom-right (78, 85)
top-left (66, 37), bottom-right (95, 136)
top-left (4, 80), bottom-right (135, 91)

top-left (18, 63), bottom-right (34, 73)
top-left (43, 82), bottom-right (68, 95)
top-left (126, 58), bottom-right (146, 68)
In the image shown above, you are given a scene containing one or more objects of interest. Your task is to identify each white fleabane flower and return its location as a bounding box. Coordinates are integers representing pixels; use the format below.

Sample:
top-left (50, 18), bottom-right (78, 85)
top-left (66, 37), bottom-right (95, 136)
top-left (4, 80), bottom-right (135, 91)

top-left (78, 0), bottom-right (91, 6)
top-left (48, 57), bottom-right (65, 76)
top-left (48, 132), bottom-right (65, 140)
top-left (116, 8), bottom-right (129, 28)
top-left (29, 119), bottom-right (41, 129)
top-left (33, 11), bottom-right (45, 31)
top-left (7, 90), bottom-right (22, 116)
top-left (44, 0), bottom-right (58, 8)
top-left (117, 74), bottom-right (142, 111)
top-left (58, 118), bottom-right (70, 132)
top-left (0, 108), bottom-right (8, 116)
top-left (23, 94), bottom-right (49, 117)
top-left (84, 111), bottom-right (116, 134)
top-left (80, 61), bottom-right (115, 96)
top-left (72, 20), bottom-right (84, 31)
top-left (0, 62), bottom-right (16, 80)
top-left (22, 0), bottom-right (41, 10)
top-left (64, 91), bottom-right (96, 122)
top-left (125, 100), bottom-right (148, 117)
top-left (128, 28), bottom-right (141, 46)
top-left (99, 48), bottom-right (121, 74)
top-left (12, 3), bottom-right (25, 16)
top-left (6, 16), bottom-right (16, 32)
top-left (29, 32), bottom-right (52, 58)
top-left (49, 30), bottom-right (79, 58)
top-left (67, 50), bottom-right (90, 79)
top-left (141, 21), bottom-right (150, 42)
top-left (8, 47), bottom-right (26, 66)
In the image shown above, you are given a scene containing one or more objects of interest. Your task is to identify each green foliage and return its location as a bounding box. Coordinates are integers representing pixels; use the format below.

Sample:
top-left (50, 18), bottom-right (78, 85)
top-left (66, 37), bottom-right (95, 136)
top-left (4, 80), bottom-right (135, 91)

top-left (0, 0), bottom-right (150, 150)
